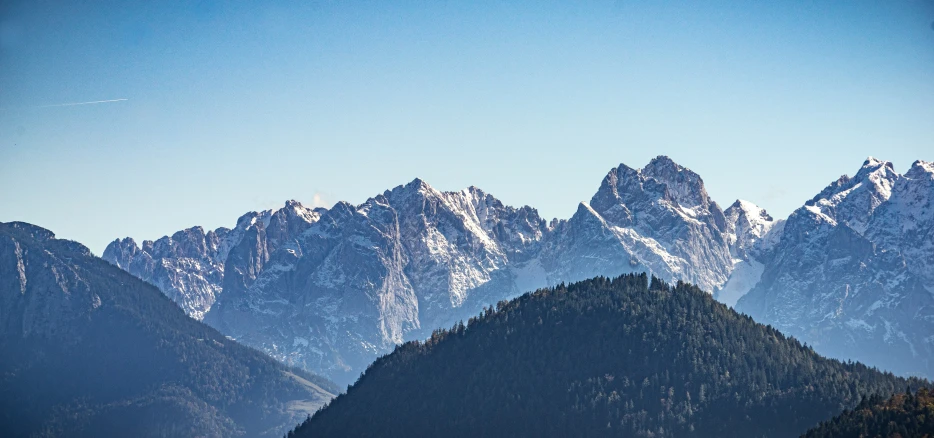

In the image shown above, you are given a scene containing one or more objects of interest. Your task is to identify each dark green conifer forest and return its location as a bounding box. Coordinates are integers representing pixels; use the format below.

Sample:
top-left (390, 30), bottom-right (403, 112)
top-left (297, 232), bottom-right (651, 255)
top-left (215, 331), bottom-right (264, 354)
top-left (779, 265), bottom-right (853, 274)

top-left (290, 274), bottom-right (925, 438)
top-left (803, 387), bottom-right (934, 437)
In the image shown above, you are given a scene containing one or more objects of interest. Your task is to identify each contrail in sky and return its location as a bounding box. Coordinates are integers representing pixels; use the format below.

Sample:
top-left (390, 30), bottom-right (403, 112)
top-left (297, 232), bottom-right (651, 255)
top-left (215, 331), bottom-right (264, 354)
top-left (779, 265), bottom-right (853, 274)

top-left (38, 98), bottom-right (129, 108)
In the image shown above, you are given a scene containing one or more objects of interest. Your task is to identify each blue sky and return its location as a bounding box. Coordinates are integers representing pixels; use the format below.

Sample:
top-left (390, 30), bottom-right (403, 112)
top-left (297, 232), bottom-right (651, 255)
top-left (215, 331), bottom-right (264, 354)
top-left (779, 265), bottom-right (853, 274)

top-left (1, 0), bottom-right (932, 255)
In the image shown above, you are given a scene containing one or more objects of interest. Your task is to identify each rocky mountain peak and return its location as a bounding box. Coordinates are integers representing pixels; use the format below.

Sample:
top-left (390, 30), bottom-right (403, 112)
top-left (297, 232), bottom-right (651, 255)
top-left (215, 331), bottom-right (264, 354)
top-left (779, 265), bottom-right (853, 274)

top-left (280, 199), bottom-right (323, 223)
top-left (589, 162), bottom-right (659, 225)
top-left (802, 156), bottom-right (900, 234)
top-left (101, 237), bottom-right (145, 270)
top-left (722, 199), bottom-right (778, 269)
top-left (5, 222), bottom-right (56, 242)
top-left (725, 200), bottom-right (774, 236)
top-left (235, 210), bottom-right (265, 230)
top-left (726, 199), bottom-right (773, 224)
top-left (375, 178), bottom-right (445, 212)
top-left (403, 177), bottom-right (436, 194)
top-left (329, 200), bottom-right (357, 213)
top-left (1, 222), bottom-right (98, 340)
top-left (864, 158), bottom-right (934, 286)
top-left (546, 158), bottom-right (733, 296)
top-left (857, 156), bottom-right (895, 174)
top-left (642, 155), bottom-right (712, 210)
top-left (591, 157), bottom-right (728, 236)
top-left (854, 157), bottom-right (898, 192)
top-left (907, 159), bottom-right (934, 179)
top-left (101, 199), bottom-right (327, 321)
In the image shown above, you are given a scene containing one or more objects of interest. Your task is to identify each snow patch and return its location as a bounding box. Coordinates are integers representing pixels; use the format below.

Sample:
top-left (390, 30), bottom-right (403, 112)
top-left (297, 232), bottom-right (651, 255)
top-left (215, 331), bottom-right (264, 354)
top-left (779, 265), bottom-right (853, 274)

top-left (717, 259), bottom-right (764, 307)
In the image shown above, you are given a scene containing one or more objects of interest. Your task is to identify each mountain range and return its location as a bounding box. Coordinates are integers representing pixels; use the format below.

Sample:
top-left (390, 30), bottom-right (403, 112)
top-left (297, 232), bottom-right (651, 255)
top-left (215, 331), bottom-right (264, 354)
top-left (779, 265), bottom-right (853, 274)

top-left (103, 156), bottom-right (934, 384)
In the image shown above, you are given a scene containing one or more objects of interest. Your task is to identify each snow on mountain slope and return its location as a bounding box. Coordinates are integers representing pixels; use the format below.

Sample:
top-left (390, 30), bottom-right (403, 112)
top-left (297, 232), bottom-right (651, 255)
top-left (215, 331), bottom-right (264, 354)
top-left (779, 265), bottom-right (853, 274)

top-left (199, 179), bottom-right (551, 383)
top-left (724, 200), bottom-right (776, 258)
top-left (716, 199), bottom-right (780, 307)
top-left (102, 228), bottom-right (227, 320)
top-left (105, 156), bottom-right (934, 382)
top-left (542, 156), bottom-right (733, 293)
top-left (106, 157), bottom-right (746, 384)
top-left (866, 160), bottom-right (934, 286)
top-left (737, 158), bottom-right (934, 378)
top-left (803, 157), bottom-right (898, 234)
top-left (102, 200), bottom-right (323, 319)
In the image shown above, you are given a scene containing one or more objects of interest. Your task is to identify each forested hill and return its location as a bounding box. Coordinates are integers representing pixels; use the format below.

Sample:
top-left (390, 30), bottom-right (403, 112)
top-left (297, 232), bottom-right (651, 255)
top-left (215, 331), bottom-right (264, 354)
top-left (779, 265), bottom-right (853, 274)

top-left (0, 222), bottom-right (338, 437)
top-left (803, 387), bottom-right (934, 437)
top-left (290, 274), bottom-right (925, 438)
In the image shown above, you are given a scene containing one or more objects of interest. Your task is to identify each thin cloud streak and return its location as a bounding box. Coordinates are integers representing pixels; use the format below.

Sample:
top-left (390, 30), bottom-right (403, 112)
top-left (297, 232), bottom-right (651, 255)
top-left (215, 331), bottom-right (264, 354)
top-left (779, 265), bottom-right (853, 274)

top-left (38, 98), bottom-right (129, 108)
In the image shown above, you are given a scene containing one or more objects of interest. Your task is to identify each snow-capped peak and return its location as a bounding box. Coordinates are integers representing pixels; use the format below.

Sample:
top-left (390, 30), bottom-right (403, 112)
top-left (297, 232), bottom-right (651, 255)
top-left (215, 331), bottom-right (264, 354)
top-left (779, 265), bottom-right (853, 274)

top-left (723, 199), bottom-right (777, 263)
top-left (907, 160), bottom-right (934, 179)
top-left (732, 199), bottom-right (771, 220)
top-left (802, 157), bottom-right (900, 234)
top-left (642, 155), bottom-right (711, 210)
top-left (854, 157), bottom-right (897, 187)
top-left (725, 200), bottom-right (774, 238)
top-left (861, 156), bottom-right (887, 168)
top-left (282, 199), bottom-right (322, 224)
top-left (716, 199), bottom-right (782, 307)
top-left (406, 177), bottom-right (435, 194)
top-left (380, 178), bottom-right (445, 205)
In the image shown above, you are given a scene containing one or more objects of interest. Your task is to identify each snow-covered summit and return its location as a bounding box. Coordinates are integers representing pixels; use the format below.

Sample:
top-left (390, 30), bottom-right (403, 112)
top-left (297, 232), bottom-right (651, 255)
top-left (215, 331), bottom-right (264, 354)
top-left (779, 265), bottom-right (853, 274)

top-left (724, 200), bottom-right (774, 245)
top-left (908, 159), bottom-right (934, 178)
top-left (803, 157), bottom-right (899, 234)
top-left (737, 157), bottom-right (934, 378)
top-left (715, 200), bottom-right (779, 307)
top-left (547, 157), bottom-right (732, 293)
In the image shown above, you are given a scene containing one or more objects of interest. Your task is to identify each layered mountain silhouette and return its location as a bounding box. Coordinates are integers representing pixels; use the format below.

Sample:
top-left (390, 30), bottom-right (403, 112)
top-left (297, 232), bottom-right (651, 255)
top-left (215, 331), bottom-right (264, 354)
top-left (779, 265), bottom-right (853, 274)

top-left (104, 156), bottom-right (934, 383)
top-left (0, 222), bottom-right (337, 437)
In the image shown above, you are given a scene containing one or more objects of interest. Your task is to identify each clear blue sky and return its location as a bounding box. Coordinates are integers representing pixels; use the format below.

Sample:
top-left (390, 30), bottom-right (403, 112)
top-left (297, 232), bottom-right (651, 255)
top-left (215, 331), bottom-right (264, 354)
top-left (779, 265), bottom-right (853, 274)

top-left (1, 0), bottom-right (932, 255)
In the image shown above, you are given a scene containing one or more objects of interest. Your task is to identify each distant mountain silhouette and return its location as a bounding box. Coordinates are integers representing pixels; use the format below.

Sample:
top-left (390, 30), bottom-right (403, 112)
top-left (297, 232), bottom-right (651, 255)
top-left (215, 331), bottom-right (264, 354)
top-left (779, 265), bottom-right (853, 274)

top-left (0, 222), bottom-right (338, 438)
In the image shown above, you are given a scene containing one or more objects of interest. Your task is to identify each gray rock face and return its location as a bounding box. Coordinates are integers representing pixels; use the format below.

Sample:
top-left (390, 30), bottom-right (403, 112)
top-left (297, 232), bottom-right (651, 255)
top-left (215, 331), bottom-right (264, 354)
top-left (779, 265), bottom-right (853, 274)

top-left (0, 222), bottom-right (99, 343)
top-left (737, 158), bottom-right (934, 378)
top-left (865, 160), bottom-right (934, 286)
top-left (204, 181), bottom-right (551, 383)
top-left (715, 200), bottom-right (781, 307)
top-left (102, 201), bottom-right (323, 320)
top-left (105, 157), bottom-right (748, 384)
top-left (541, 157), bottom-right (733, 293)
top-left (104, 156), bottom-right (934, 383)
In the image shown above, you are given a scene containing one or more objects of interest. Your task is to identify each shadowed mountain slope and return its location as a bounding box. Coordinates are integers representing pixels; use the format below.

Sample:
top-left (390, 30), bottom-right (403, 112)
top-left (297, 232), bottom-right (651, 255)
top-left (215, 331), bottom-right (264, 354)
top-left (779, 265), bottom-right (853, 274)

top-left (0, 222), bottom-right (338, 438)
